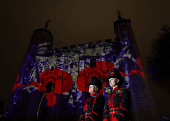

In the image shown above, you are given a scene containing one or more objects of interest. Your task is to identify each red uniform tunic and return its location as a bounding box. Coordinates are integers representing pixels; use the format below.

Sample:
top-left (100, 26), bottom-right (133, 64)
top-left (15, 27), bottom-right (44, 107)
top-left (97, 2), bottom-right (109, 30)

top-left (103, 87), bottom-right (131, 121)
top-left (79, 92), bottom-right (105, 121)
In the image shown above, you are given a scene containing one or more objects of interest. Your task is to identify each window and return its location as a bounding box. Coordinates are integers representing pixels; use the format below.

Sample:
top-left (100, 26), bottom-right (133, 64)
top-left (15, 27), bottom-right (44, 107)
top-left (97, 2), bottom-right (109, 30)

top-left (70, 63), bottom-right (73, 68)
top-left (46, 81), bottom-right (55, 93)
top-left (51, 66), bottom-right (54, 71)
top-left (90, 58), bottom-right (96, 67)
top-left (113, 56), bottom-right (116, 62)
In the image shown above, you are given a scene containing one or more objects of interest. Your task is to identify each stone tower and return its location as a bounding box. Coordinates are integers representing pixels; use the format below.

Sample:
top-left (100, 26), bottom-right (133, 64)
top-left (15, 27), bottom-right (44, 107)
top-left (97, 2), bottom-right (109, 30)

top-left (114, 10), bottom-right (160, 121)
top-left (4, 14), bottom-right (159, 121)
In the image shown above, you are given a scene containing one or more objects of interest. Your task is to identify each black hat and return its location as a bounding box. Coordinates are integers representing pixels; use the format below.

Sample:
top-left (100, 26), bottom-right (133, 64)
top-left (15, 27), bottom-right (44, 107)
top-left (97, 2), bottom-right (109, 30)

top-left (87, 78), bottom-right (102, 89)
top-left (105, 71), bottom-right (124, 85)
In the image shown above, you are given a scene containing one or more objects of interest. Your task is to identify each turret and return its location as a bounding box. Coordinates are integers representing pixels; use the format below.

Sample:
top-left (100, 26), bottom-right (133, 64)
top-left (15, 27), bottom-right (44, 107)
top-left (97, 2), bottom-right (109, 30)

top-left (114, 9), bottom-right (139, 59)
top-left (114, 10), bottom-right (159, 121)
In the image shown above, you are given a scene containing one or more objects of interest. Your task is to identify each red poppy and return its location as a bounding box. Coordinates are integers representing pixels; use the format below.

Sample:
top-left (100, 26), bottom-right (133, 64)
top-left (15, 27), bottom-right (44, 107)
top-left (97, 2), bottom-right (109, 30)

top-left (25, 68), bottom-right (73, 107)
top-left (76, 61), bottom-right (115, 92)
top-left (39, 68), bottom-right (73, 94)
top-left (37, 68), bottom-right (73, 107)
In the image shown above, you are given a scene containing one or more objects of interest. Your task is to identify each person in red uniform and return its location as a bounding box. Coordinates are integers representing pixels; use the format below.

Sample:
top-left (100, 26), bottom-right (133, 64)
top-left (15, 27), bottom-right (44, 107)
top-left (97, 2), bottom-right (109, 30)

top-left (79, 78), bottom-right (105, 121)
top-left (103, 71), bottom-right (132, 121)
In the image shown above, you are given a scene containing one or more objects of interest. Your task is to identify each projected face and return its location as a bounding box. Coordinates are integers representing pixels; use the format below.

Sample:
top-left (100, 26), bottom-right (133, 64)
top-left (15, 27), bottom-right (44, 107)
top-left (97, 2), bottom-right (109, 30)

top-left (89, 85), bottom-right (98, 94)
top-left (109, 78), bottom-right (119, 87)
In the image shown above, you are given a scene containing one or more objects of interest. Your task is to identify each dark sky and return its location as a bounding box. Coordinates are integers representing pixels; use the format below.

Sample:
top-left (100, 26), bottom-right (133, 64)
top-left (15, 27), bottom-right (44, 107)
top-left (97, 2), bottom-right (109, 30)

top-left (0, 0), bottom-right (170, 116)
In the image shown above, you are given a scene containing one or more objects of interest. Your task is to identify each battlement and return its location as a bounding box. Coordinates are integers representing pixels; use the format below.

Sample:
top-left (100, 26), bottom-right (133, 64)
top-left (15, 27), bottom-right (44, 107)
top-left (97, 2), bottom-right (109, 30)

top-left (52, 39), bottom-right (121, 52)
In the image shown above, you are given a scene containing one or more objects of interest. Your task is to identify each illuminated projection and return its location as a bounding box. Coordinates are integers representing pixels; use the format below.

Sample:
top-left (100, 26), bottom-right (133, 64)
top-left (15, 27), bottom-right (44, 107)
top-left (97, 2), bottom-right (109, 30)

top-left (4, 17), bottom-right (158, 121)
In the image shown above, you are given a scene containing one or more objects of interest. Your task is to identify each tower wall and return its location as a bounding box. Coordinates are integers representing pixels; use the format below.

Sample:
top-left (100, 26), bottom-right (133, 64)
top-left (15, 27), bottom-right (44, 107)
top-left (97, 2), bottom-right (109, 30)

top-left (114, 18), bottom-right (160, 121)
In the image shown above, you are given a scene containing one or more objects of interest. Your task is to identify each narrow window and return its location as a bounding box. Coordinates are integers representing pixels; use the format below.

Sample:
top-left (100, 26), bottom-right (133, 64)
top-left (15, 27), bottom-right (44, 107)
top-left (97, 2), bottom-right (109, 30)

top-left (70, 63), bottom-right (73, 68)
top-left (113, 56), bottom-right (116, 62)
top-left (46, 81), bottom-right (55, 93)
top-left (51, 66), bottom-right (54, 71)
top-left (90, 58), bottom-right (96, 67)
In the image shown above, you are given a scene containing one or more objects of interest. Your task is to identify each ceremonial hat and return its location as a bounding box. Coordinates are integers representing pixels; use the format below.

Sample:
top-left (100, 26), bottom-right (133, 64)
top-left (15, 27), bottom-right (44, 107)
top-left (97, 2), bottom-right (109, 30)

top-left (105, 71), bottom-right (124, 85)
top-left (87, 78), bottom-right (102, 90)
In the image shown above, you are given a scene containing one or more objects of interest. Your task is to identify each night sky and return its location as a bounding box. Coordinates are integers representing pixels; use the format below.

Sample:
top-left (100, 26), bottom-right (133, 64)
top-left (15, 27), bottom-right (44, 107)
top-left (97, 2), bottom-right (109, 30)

top-left (0, 0), bottom-right (170, 117)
